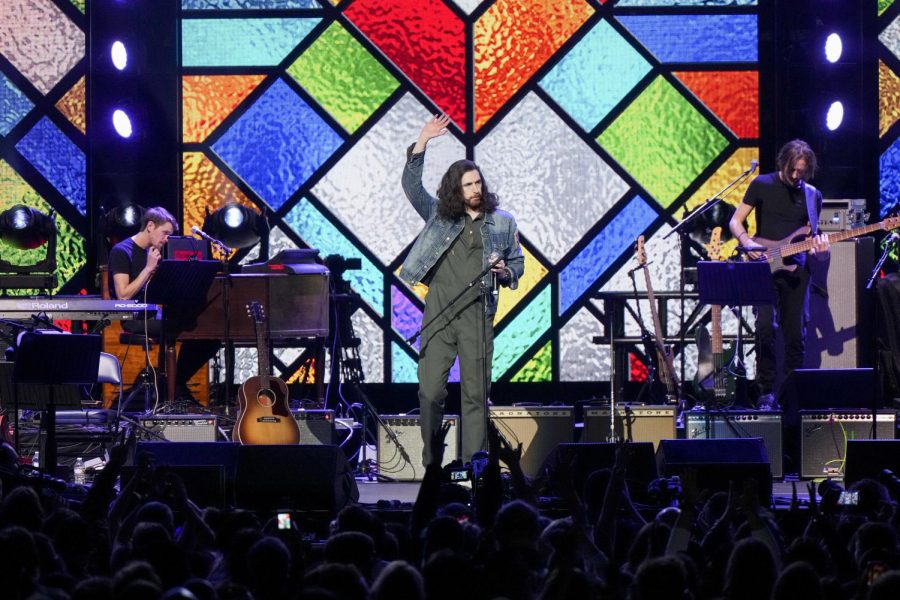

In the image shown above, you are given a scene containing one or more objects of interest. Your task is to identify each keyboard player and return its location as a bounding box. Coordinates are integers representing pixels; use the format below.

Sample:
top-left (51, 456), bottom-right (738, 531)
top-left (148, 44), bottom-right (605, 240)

top-left (108, 206), bottom-right (217, 403)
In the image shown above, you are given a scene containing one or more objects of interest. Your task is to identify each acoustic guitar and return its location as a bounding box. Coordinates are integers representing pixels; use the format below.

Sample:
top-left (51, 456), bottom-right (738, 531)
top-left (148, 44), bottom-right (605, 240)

top-left (232, 301), bottom-right (300, 445)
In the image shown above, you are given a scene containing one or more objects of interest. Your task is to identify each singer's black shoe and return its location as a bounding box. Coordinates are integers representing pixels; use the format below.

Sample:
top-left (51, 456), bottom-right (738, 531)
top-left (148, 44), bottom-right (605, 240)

top-left (756, 393), bottom-right (780, 411)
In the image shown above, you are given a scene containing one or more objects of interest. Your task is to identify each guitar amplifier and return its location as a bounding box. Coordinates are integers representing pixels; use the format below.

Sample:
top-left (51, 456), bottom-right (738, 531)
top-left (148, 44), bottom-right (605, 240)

top-left (377, 415), bottom-right (459, 481)
top-left (582, 406), bottom-right (676, 450)
top-left (800, 410), bottom-right (896, 478)
top-left (490, 406), bottom-right (574, 478)
top-left (138, 414), bottom-right (218, 442)
top-left (293, 409), bottom-right (335, 445)
top-left (686, 411), bottom-right (783, 478)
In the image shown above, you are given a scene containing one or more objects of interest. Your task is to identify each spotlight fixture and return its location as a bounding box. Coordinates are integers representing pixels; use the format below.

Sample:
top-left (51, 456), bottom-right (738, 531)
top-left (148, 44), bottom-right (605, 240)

top-left (112, 109), bottom-right (133, 138)
top-left (202, 203), bottom-right (269, 251)
top-left (0, 205), bottom-right (57, 290)
top-left (824, 33), bottom-right (842, 63)
top-left (825, 101), bottom-right (844, 131)
top-left (103, 201), bottom-right (144, 245)
top-left (111, 40), bottom-right (128, 70)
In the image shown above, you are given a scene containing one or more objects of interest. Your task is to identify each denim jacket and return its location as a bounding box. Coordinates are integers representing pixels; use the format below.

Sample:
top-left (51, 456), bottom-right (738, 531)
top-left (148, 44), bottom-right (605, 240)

top-left (399, 146), bottom-right (524, 314)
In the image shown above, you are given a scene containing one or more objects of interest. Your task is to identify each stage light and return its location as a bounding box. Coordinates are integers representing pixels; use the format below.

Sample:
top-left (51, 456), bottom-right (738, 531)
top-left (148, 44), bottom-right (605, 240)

top-left (826, 101), bottom-right (844, 131)
top-left (203, 204), bottom-right (267, 250)
top-left (103, 202), bottom-right (144, 244)
top-left (112, 109), bottom-right (133, 138)
top-left (0, 206), bottom-right (55, 250)
top-left (111, 40), bottom-right (128, 70)
top-left (824, 33), bottom-right (842, 63)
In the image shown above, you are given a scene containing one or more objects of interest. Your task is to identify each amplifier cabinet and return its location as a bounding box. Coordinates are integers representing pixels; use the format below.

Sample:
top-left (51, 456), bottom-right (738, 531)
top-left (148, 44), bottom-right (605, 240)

top-left (583, 406), bottom-right (676, 450)
top-left (293, 409), bottom-right (335, 445)
top-left (800, 410), bottom-right (896, 479)
top-left (138, 414), bottom-right (218, 442)
top-left (490, 406), bottom-right (574, 478)
top-left (377, 415), bottom-right (459, 482)
top-left (686, 411), bottom-right (783, 478)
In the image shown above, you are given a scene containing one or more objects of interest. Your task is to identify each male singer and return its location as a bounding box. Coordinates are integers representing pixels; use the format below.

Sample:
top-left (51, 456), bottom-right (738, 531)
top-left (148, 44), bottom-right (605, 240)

top-left (400, 115), bottom-right (525, 466)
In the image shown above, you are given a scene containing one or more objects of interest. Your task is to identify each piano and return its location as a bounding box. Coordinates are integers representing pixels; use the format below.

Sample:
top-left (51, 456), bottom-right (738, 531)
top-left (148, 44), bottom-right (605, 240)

top-left (0, 297), bottom-right (158, 321)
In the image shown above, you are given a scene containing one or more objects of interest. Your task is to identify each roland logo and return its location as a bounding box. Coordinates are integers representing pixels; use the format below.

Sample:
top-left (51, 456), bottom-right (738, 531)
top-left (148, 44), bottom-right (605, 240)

top-left (29, 301), bottom-right (68, 310)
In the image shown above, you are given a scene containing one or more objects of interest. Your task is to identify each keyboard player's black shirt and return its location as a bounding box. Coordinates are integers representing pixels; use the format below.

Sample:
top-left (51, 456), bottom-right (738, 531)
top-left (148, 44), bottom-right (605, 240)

top-left (108, 238), bottom-right (146, 299)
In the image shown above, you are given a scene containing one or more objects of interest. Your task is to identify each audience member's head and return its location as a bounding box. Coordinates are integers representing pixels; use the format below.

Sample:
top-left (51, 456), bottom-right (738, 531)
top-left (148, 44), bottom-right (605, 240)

top-left (631, 555), bottom-right (692, 600)
top-left (0, 485), bottom-right (43, 531)
top-left (369, 559), bottom-right (425, 600)
top-left (303, 562), bottom-right (368, 600)
top-left (722, 538), bottom-right (777, 600)
top-left (771, 561), bottom-right (823, 600)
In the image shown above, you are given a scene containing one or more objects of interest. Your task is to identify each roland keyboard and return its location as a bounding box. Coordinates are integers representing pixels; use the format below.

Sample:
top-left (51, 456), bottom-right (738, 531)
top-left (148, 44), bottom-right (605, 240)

top-left (0, 297), bottom-right (158, 321)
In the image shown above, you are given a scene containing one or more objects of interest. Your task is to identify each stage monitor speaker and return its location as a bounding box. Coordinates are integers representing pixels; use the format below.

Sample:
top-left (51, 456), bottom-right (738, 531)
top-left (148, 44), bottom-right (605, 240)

top-left (656, 438), bottom-right (772, 505)
top-left (134, 441), bottom-right (238, 507)
top-left (137, 414), bottom-right (218, 442)
top-left (583, 406), bottom-right (676, 449)
top-left (490, 406), bottom-right (574, 478)
top-left (293, 409), bottom-right (335, 445)
top-left (800, 410), bottom-right (896, 479)
top-left (778, 368), bottom-right (876, 426)
top-left (845, 440), bottom-right (900, 488)
top-left (541, 442), bottom-right (658, 504)
top-left (234, 445), bottom-right (358, 513)
top-left (686, 411), bottom-right (783, 478)
top-left (804, 237), bottom-right (874, 369)
top-left (376, 415), bottom-right (459, 481)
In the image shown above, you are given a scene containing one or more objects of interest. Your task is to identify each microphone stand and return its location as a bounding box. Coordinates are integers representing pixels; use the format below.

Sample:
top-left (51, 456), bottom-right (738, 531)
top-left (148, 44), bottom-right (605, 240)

top-left (866, 234), bottom-right (897, 440)
top-left (865, 234), bottom-right (898, 290)
top-left (406, 255), bottom-right (504, 459)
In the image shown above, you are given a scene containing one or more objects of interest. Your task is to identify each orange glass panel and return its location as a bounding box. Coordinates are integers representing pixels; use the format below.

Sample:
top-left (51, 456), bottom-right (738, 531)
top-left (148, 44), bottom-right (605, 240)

top-left (182, 74), bottom-right (266, 142)
top-left (880, 60), bottom-right (900, 137)
top-left (475, 0), bottom-right (593, 129)
top-left (674, 70), bottom-right (759, 139)
top-left (55, 75), bottom-right (85, 134)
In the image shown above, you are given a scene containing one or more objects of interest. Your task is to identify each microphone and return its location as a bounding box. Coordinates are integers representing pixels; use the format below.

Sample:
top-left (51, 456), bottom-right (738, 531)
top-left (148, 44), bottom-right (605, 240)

top-left (886, 231), bottom-right (900, 245)
top-left (750, 160), bottom-right (759, 174)
top-left (488, 252), bottom-right (501, 297)
top-left (191, 226), bottom-right (231, 254)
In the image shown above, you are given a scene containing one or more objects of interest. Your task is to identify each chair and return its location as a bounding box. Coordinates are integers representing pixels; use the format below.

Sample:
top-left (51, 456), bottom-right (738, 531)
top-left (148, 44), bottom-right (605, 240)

top-left (117, 329), bottom-right (175, 412)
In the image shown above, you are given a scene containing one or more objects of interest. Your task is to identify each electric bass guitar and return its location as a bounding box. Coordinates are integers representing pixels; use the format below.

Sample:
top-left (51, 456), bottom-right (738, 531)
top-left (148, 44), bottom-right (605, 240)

top-left (750, 216), bottom-right (900, 273)
top-left (232, 301), bottom-right (300, 445)
top-left (634, 236), bottom-right (681, 406)
top-left (694, 227), bottom-right (736, 404)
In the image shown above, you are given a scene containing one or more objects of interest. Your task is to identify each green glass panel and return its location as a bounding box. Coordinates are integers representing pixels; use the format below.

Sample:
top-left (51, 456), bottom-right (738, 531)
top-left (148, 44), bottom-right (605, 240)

top-left (493, 286), bottom-right (551, 378)
top-left (70, 0), bottom-right (85, 12)
top-left (287, 22), bottom-right (399, 133)
top-left (597, 76), bottom-right (729, 208)
top-left (510, 341), bottom-right (552, 382)
top-left (879, 0), bottom-right (895, 15)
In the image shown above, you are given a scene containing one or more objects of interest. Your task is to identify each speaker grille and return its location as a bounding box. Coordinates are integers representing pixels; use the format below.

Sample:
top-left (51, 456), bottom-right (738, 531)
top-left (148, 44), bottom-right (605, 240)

top-left (293, 409), bottom-right (335, 445)
top-left (583, 406), bottom-right (676, 450)
top-left (490, 406), bottom-right (574, 478)
top-left (138, 414), bottom-right (217, 442)
top-left (686, 411), bottom-right (783, 477)
top-left (800, 410), bottom-right (896, 478)
top-left (376, 415), bottom-right (459, 481)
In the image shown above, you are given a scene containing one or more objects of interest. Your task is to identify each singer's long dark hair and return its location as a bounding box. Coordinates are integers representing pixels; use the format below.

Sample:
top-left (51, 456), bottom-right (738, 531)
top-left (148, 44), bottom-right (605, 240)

top-left (776, 139), bottom-right (818, 183)
top-left (436, 160), bottom-right (499, 220)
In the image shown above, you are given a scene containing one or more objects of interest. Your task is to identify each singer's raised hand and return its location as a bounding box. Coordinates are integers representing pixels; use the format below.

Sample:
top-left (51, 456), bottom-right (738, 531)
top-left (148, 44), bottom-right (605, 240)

top-left (413, 114), bottom-right (451, 154)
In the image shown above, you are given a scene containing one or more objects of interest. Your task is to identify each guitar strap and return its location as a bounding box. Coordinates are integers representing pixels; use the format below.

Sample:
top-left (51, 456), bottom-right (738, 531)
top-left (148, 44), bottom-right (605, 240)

top-left (803, 181), bottom-right (820, 236)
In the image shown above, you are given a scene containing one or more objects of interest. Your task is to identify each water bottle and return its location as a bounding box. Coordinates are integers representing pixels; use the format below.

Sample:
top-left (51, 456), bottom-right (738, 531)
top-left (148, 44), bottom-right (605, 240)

top-left (73, 457), bottom-right (85, 485)
top-left (32, 451), bottom-right (39, 469)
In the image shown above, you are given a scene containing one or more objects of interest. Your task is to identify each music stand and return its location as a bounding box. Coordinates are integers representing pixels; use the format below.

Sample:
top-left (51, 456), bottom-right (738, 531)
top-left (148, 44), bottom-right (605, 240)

top-left (697, 261), bottom-right (776, 307)
top-left (12, 332), bottom-right (101, 475)
top-left (144, 260), bottom-right (221, 403)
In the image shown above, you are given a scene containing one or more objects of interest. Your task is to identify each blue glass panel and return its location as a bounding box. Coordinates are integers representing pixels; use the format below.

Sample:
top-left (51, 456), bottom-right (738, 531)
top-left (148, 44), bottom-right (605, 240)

top-left (540, 20), bottom-right (652, 130)
top-left (282, 198), bottom-right (382, 313)
top-left (493, 286), bottom-right (551, 379)
top-left (14, 117), bottom-right (86, 214)
top-left (392, 342), bottom-right (418, 384)
top-left (213, 78), bottom-right (343, 210)
top-left (1, 74), bottom-right (33, 137)
top-left (182, 18), bottom-right (320, 67)
top-left (880, 138), bottom-right (900, 219)
top-left (559, 196), bottom-right (658, 313)
top-left (392, 285), bottom-right (422, 349)
top-left (617, 0), bottom-right (756, 5)
top-left (183, 0), bottom-right (318, 8)
top-left (617, 14), bottom-right (758, 63)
